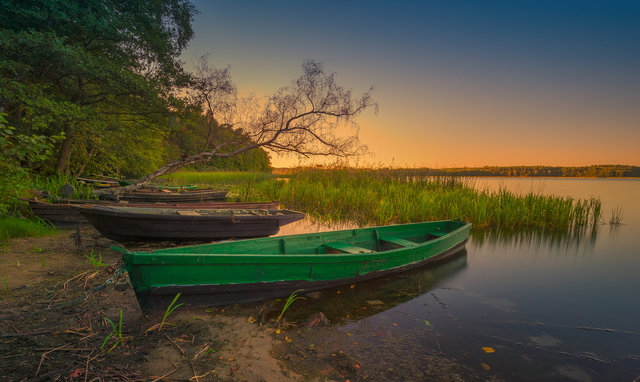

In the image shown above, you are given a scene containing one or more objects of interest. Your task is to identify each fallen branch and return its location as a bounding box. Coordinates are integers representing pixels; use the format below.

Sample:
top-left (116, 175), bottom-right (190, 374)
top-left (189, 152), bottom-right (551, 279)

top-left (163, 332), bottom-right (185, 355)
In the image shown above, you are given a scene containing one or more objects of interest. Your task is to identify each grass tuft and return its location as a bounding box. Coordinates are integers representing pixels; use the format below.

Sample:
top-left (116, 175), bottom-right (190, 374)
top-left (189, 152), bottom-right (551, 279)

top-left (275, 289), bottom-right (306, 330)
top-left (145, 293), bottom-right (184, 333)
top-left (85, 249), bottom-right (104, 269)
top-left (102, 309), bottom-right (125, 352)
top-left (0, 217), bottom-right (56, 241)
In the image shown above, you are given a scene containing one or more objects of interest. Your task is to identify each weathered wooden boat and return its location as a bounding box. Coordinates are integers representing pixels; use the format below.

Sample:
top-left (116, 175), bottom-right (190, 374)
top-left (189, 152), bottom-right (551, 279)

top-left (112, 220), bottom-right (471, 311)
top-left (21, 198), bottom-right (113, 227)
top-left (120, 189), bottom-right (228, 203)
top-left (22, 198), bottom-right (280, 227)
top-left (157, 185), bottom-right (198, 190)
top-left (78, 205), bottom-right (306, 242)
top-left (77, 177), bottom-right (120, 188)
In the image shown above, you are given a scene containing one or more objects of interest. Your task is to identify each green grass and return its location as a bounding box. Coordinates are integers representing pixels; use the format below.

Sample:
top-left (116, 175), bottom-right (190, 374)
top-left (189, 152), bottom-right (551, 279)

top-left (0, 217), bottom-right (56, 241)
top-left (85, 249), bottom-right (104, 269)
top-left (145, 293), bottom-right (184, 333)
top-left (163, 170), bottom-right (276, 202)
top-left (31, 173), bottom-right (96, 200)
top-left (1, 168), bottom-right (97, 217)
top-left (275, 289), bottom-right (306, 330)
top-left (102, 309), bottom-right (125, 352)
top-left (163, 168), bottom-right (603, 230)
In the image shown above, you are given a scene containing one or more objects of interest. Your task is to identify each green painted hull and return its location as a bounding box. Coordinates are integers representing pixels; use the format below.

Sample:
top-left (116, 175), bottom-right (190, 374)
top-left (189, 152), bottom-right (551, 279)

top-left (116, 220), bottom-right (471, 311)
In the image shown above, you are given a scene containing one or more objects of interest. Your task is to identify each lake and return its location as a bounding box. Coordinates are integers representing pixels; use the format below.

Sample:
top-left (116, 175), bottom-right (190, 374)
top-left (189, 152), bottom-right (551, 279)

top-left (277, 178), bottom-right (640, 381)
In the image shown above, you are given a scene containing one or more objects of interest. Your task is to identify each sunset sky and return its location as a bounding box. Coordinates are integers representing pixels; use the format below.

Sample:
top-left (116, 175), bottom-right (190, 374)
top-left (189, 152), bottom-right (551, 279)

top-left (184, 0), bottom-right (640, 168)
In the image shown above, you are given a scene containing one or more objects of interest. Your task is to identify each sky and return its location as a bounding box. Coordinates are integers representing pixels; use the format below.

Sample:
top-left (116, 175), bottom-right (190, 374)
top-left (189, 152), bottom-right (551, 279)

top-left (183, 0), bottom-right (640, 168)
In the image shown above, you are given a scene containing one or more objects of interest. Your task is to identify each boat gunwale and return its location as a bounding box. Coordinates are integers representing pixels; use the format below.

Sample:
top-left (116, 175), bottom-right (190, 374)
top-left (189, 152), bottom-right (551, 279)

top-left (78, 205), bottom-right (305, 221)
top-left (119, 220), bottom-right (472, 264)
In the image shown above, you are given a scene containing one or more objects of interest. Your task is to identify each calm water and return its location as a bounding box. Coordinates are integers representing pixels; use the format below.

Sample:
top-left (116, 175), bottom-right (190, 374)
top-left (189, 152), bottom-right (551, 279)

top-left (277, 178), bottom-right (640, 381)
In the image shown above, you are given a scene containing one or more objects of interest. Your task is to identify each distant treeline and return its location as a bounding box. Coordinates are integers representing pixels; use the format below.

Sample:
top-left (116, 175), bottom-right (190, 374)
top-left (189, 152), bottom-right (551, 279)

top-left (417, 165), bottom-right (640, 178)
top-left (275, 165), bottom-right (640, 178)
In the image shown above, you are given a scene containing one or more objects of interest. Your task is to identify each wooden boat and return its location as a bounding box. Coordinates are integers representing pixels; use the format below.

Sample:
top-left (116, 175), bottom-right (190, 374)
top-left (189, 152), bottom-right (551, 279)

top-left (78, 205), bottom-right (306, 242)
top-left (21, 198), bottom-right (113, 227)
top-left (22, 198), bottom-right (280, 227)
top-left (120, 189), bottom-right (228, 203)
top-left (157, 185), bottom-right (198, 190)
top-left (113, 220), bottom-right (471, 311)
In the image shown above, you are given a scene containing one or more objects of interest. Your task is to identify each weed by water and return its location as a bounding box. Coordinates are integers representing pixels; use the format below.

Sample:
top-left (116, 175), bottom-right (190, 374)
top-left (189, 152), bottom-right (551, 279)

top-left (609, 206), bottom-right (624, 225)
top-left (145, 293), bottom-right (184, 333)
top-left (102, 309), bottom-right (125, 352)
top-left (85, 249), bottom-right (104, 269)
top-left (275, 289), bottom-right (306, 329)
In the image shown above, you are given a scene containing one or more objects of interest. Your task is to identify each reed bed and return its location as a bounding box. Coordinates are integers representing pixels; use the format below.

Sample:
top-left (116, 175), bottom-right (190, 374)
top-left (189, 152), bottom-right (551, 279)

top-left (165, 168), bottom-right (602, 230)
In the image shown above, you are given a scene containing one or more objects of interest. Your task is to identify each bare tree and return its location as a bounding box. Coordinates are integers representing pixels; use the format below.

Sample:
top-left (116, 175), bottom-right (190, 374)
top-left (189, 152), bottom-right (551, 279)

top-left (107, 59), bottom-right (377, 194)
top-left (187, 56), bottom-right (236, 152)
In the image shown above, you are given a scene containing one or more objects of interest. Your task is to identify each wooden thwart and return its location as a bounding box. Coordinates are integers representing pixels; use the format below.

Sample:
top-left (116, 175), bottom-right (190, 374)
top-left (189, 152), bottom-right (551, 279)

top-left (380, 236), bottom-right (417, 247)
top-left (176, 210), bottom-right (201, 216)
top-left (324, 242), bottom-right (373, 254)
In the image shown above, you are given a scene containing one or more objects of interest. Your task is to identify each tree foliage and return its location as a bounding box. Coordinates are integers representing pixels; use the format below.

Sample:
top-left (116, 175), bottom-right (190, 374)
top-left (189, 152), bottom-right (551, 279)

top-left (1, 1), bottom-right (371, 189)
top-left (0, 0), bottom-right (196, 175)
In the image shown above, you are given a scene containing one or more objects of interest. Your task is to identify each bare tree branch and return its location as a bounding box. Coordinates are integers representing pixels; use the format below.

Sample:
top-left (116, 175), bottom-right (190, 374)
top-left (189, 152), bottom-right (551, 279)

top-left (101, 59), bottom-right (376, 194)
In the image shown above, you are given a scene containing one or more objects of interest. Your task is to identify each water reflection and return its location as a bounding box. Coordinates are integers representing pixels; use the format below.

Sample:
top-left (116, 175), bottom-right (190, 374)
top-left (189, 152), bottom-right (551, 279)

top-left (291, 250), bottom-right (468, 324)
top-left (470, 224), bottom-right (599, 253)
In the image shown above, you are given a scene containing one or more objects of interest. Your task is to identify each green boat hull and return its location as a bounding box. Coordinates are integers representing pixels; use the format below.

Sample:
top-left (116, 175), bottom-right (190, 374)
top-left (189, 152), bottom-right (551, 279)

top-left (117, 220), bottom-right (471, 311)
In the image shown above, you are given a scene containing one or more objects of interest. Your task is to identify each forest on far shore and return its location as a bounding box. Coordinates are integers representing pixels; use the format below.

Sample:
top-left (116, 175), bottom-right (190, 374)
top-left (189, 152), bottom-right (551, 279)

top-left (274, 165), bottom-right (640, 178)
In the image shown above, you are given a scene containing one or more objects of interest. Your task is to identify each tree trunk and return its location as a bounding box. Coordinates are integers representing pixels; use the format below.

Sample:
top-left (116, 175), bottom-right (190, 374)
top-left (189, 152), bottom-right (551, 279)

top-left (56, 132), bottom-right (73, 174)
top-left (73, 146), bottom-right (96, 178)
top-left (94, 145), bottom-right (257, 197)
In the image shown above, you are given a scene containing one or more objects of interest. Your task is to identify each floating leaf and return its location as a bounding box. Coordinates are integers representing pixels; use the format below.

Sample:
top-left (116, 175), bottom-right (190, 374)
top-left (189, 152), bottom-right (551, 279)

top-left (481, 363), bottom-right (491, 371)
top-left (482, 347), bottom-right (495, 353)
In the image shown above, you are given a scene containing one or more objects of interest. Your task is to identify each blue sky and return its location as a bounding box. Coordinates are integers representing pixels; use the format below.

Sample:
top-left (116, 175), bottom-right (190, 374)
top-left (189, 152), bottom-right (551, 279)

top-left (183, 0), bottom-right (640, 167)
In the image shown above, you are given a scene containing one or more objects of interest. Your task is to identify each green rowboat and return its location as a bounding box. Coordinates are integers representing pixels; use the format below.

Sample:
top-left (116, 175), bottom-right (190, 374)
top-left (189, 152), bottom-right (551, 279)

top-left (114, 220), bottom-right (471, 311)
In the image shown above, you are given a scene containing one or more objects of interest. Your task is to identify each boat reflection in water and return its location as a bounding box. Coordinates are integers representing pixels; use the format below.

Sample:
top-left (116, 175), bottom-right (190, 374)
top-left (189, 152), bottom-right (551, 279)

top-left (286, 250), bottom-right (468, 324)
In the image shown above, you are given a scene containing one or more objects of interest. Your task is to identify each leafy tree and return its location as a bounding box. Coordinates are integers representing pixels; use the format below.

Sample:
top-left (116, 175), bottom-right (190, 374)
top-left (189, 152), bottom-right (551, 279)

top-left (0, 113), bottom-right (64, 172)
top-left (2, 1), bottom-right (374, 187)
top-left (0, 0), bottom-right (197, 175)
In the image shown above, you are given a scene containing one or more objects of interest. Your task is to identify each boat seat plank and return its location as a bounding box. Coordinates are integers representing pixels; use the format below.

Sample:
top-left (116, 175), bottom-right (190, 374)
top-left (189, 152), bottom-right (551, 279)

top-left (177, 210), bottom-right (201, 216)
top-left (380, 236), bottom-right (417, 247)
top-left (324, 242), bottom-right (373, 254)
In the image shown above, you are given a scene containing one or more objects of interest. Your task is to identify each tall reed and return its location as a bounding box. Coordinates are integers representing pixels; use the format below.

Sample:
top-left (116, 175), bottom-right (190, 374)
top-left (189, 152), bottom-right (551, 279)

top-left (167, 168), bottom-right (603, 230)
